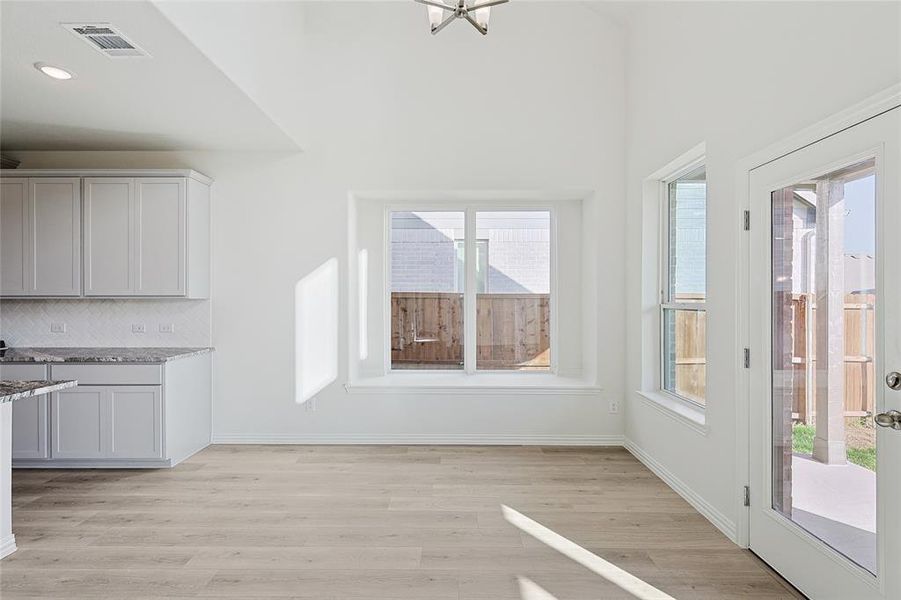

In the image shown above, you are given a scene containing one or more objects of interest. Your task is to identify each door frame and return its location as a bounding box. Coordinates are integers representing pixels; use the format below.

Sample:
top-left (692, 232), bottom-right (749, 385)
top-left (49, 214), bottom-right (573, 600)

top-left (735, 83), bottom-right (901, 548)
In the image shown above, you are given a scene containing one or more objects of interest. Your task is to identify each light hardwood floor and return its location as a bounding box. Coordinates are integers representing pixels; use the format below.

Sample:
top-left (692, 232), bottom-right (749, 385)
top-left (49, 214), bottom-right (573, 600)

top-left (1, 445), bottom-right (803, 599)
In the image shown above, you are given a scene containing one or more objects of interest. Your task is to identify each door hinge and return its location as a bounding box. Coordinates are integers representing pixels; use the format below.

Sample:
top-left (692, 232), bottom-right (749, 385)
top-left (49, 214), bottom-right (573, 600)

top-left (743, 485), bottom-right (750, 507)
top-left (743, 210), bottom-right (750, 231)
top-left (743, 348), bottom-right (750, 368)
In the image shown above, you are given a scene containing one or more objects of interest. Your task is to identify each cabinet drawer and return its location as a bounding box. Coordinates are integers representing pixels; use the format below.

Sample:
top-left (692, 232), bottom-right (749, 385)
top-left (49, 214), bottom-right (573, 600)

top-left (0, 363), bottom-right (48, 379)
top-left (50, 364), bottom-right (161, 385)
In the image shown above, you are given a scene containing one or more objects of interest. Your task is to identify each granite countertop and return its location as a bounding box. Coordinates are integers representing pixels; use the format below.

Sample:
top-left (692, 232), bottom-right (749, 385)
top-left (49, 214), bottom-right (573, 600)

top-left (0, 380), bottom-right (77, 403)
top-left (0, 347), bottom-right (213, 364)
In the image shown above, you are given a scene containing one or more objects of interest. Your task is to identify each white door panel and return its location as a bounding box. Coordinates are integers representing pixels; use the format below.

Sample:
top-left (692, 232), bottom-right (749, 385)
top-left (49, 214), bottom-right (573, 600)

top-left (749, 107), bottom-right (900, 599)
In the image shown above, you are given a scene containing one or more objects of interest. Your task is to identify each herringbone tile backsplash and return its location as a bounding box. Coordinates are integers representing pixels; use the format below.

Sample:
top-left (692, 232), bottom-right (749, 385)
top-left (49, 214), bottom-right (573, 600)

top-left (0, 299), bottom-right (211, 347)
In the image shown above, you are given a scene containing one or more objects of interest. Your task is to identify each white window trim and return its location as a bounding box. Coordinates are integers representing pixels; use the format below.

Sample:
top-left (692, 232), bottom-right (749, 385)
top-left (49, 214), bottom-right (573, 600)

top-left (384, 201), bottom-right (558, 376)
top-left (660, 161), bottom-right (707, 408)
top-left (639, 143), bottom-right (708, 427)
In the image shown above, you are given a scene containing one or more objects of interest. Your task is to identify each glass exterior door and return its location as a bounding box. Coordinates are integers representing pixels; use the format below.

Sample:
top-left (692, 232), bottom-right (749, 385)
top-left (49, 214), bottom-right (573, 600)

top-left (748, 107), bottom-right (901, 600)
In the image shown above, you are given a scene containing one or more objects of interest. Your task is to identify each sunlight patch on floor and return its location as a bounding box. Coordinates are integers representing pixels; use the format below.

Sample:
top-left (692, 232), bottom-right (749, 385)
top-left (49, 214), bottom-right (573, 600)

top-left (502, 504), bottom-right (675, 600)
top-left (518, 576), bottom-right (559, 600)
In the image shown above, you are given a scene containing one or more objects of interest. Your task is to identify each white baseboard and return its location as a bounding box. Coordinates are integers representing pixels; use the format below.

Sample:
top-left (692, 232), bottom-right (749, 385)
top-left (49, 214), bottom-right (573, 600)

top-left (0, 534), bottom-right (16, 560)
top-left (624, 437), bottom-right (737, 543)
top-left (211, 433), bottom-right (625, 446)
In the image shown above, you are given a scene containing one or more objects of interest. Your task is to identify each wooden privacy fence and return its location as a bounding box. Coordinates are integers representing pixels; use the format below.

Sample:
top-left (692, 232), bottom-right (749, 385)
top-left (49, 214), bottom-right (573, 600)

top-left (671, 293), bottom-right (875, 417)
top-left (673, 310), bottom-right (706, 404)
top-left (790, 293), bottom-right (876, 422)
top-left (391, 292), bottom-right (550, 370)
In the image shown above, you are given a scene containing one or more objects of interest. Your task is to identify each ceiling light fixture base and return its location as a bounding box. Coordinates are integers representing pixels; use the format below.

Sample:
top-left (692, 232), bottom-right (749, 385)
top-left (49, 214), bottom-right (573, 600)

top-left (415, 0), bottom-right (509, 36)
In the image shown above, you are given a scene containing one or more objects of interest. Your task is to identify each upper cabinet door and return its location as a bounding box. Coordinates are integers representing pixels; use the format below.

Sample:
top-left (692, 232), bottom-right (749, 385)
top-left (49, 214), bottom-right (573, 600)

top-left (135, 178), bottom-right (186, 296)
top-left (84, 178), bottom-right (135, 296)
top-left (30, 178), bottom-right (81, 296)
top-left (0, 178), bottom-right (29, 295)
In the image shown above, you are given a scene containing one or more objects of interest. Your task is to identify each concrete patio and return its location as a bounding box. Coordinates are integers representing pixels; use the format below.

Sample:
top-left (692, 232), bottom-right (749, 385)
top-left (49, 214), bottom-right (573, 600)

top-left (790, 453), bottom-right (877, 574)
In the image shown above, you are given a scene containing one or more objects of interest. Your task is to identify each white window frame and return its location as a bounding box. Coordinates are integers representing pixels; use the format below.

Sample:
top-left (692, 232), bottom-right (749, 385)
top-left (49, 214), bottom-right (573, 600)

top-left (658, 157), bottom-right (707, 409)
top-left (384, 203), bottom-right (557, 376)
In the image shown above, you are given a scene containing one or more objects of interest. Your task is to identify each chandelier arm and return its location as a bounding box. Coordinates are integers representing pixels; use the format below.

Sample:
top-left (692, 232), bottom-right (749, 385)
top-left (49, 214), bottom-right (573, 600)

top-left (465, 0), bottom-right (509, 11)
top-left (414, 0), bottom-right (456, 11)
top-left (463, 12), bottom-right (488, 35)
top-left (431, 11), bottom-right (459, 35)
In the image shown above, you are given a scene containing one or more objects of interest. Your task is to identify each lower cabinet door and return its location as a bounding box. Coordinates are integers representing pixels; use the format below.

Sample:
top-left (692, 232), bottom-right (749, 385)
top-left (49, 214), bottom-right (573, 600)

top-left (109, 386), bottom-right (162, 459)
top-left (51, 386), bottom-right (106, 459)
top-left (1, 363), bottom-right (50, 460)
top-left (12, 396), bottom-right (49, 459)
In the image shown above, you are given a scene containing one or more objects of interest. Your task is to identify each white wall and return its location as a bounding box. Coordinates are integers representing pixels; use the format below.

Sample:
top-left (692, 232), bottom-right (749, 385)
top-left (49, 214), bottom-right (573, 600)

top-left (6, 2), bottom-right (627, 443)
top-left (624, 1), bottom-right (901, 535)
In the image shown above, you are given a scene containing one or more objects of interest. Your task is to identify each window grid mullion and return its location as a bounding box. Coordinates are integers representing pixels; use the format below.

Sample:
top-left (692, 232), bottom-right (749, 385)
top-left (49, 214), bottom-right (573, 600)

top-left (464, 208), bottom-right (477, 374)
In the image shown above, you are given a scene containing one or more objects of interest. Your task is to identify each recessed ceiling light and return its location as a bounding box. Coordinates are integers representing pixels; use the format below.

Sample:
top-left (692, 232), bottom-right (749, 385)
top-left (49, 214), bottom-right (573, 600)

top-left (34, 62), bottom-right (74, 80)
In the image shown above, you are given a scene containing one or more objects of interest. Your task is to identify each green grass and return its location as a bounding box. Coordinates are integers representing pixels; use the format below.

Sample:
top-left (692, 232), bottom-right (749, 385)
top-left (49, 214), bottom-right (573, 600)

top-left (791, 424), bottom-right (876, 471)
top-left (792, 424), bottom-right (815, 455)
top-left (846, 447), bottom-right (877, 471)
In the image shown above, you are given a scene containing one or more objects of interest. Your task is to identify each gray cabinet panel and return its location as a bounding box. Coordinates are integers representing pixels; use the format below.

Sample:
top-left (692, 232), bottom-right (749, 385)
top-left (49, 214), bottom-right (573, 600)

top-left (0, 179), bottom-right (28, 295)
top-left (12, 396), bottom-right (49, 460)
top-left (135, 178), bottom-right (186, 296)
top-left (30, 178), bottom-right (81, 295)
top-left (109, 387), bottom-right (162, 459)
top-left (83, 178), bottom-right (134, 296)
top-left (51, 387), bottom-right (106, 459)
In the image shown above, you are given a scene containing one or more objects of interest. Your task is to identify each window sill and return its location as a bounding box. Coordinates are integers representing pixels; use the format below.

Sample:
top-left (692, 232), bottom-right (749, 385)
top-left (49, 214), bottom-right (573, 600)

top-left (635, 390), bottom-right (707, 434)
top-left (346, 373), bottom-right (601, 396)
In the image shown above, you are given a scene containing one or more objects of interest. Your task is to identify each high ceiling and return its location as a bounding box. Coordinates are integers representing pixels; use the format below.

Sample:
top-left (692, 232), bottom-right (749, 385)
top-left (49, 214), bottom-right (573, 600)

top-left (0, 1), bottom-right (299, 151)
top-left (0, 1), bottom-right (634, 153)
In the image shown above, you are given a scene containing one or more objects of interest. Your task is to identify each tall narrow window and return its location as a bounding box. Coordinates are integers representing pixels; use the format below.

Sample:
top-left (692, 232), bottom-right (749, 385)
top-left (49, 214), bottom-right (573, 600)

top-left (476, 211), bottom-right (551, 371)
top-left (389, 208), bottom-right (552, 372)
top-left (662, 167), bottom-right (707, 405)
top-left (390, 211), bottom-right (465, 370)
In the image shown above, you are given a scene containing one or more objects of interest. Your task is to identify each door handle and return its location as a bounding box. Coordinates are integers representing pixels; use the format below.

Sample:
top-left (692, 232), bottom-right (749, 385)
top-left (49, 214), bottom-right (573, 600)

top-left (887, 372), bottom-right (901, 390)
top-left (875, 410), bottom-right (901, 430)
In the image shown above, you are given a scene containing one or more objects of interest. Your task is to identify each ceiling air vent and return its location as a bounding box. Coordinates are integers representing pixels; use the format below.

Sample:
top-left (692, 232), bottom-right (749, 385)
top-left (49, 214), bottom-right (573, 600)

top-left (62, 23), bottom-right (150, 58)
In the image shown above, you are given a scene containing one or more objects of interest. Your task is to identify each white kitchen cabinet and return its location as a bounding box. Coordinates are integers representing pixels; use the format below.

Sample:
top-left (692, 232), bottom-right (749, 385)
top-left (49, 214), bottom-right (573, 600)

top-left (12, 352), bottom-right (211, 468)
top-left (0, 177), bottom-right (81, 296)
top-left (11, 397), bottom-right (48, 460)
top-left (83, 177), bottom-right (134, 296)
top-left (135, 178), bottom-right (186, 296)
top-left (84, 175), bottom-right (205, 297)
top-left (31, 178), bottom-right (82, 295)
top-left (109, 386), bottom-right (162, 459)
top-left (49, 385), bottom-right (162, 461)
top-left (51, 386), bottom-right (106, 459)
top-left (0, 178), bottom-right (28, 295)
top-left (0, 364), bottom-right (50, 460)
top-left (1, 169), bottom-right (211, 299)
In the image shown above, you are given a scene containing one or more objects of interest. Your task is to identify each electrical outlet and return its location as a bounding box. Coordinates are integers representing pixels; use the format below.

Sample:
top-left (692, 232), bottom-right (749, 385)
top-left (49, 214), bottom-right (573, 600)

top-left (608, 399), bottom-right (619, 414)
top-left (50, 322), bottom-right (66, 333)
top-left (159, 323), bottom-right (175, 333)
top-left (132, 323), bottom-right (146, 334)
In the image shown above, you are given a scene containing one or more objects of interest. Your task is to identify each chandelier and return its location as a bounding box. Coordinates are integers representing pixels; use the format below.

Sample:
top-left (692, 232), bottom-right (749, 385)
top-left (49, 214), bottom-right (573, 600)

top-left (414, 0), bottom-right (509, 35)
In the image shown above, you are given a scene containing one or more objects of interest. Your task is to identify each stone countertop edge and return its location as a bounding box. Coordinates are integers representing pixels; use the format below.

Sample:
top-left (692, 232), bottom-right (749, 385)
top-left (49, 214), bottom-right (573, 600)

top-left (0, 380), bottom-right (77, 404)
top-left (0, 347), bottom-right (214, 364)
